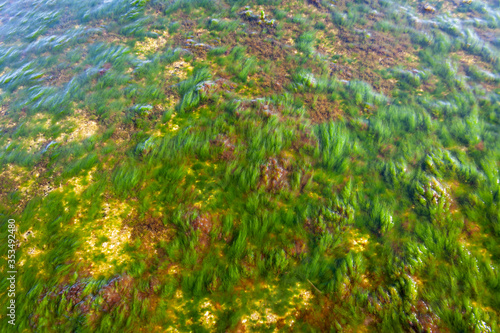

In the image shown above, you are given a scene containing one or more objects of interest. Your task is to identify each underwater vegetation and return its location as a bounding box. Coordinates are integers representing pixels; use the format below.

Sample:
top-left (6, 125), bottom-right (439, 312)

top-left (0, 0), bottom-right (499, 332)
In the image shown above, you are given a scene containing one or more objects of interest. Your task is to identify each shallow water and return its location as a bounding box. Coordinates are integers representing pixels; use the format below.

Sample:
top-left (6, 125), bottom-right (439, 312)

top-left (0, 0), bottom-right (499, 331)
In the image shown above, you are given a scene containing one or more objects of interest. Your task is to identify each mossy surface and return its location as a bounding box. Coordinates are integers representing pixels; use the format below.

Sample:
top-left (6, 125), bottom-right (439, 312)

top-left (0, 0), bottom-right (499, 332)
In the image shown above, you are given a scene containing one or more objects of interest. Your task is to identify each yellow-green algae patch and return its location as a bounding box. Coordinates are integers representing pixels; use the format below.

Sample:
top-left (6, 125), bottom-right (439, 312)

top-left (164, 60), bottom-right (194, 81)
top-left (345, 228), bottom-right (371, 253)
top-left (55, 109), bottom-right (99, 143)
top-left (73, 199), bottom-right (134, 277)
top-left (135, 30), bottom-right (170, 57)
top-left (156, 281), bottom-right (317, 332)
top-left (237, 282), bottom-right (315, 331)
top-left (6, 110), bottom-right (99, 153)
top-left (3, 164), bottom-right (30, 187)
